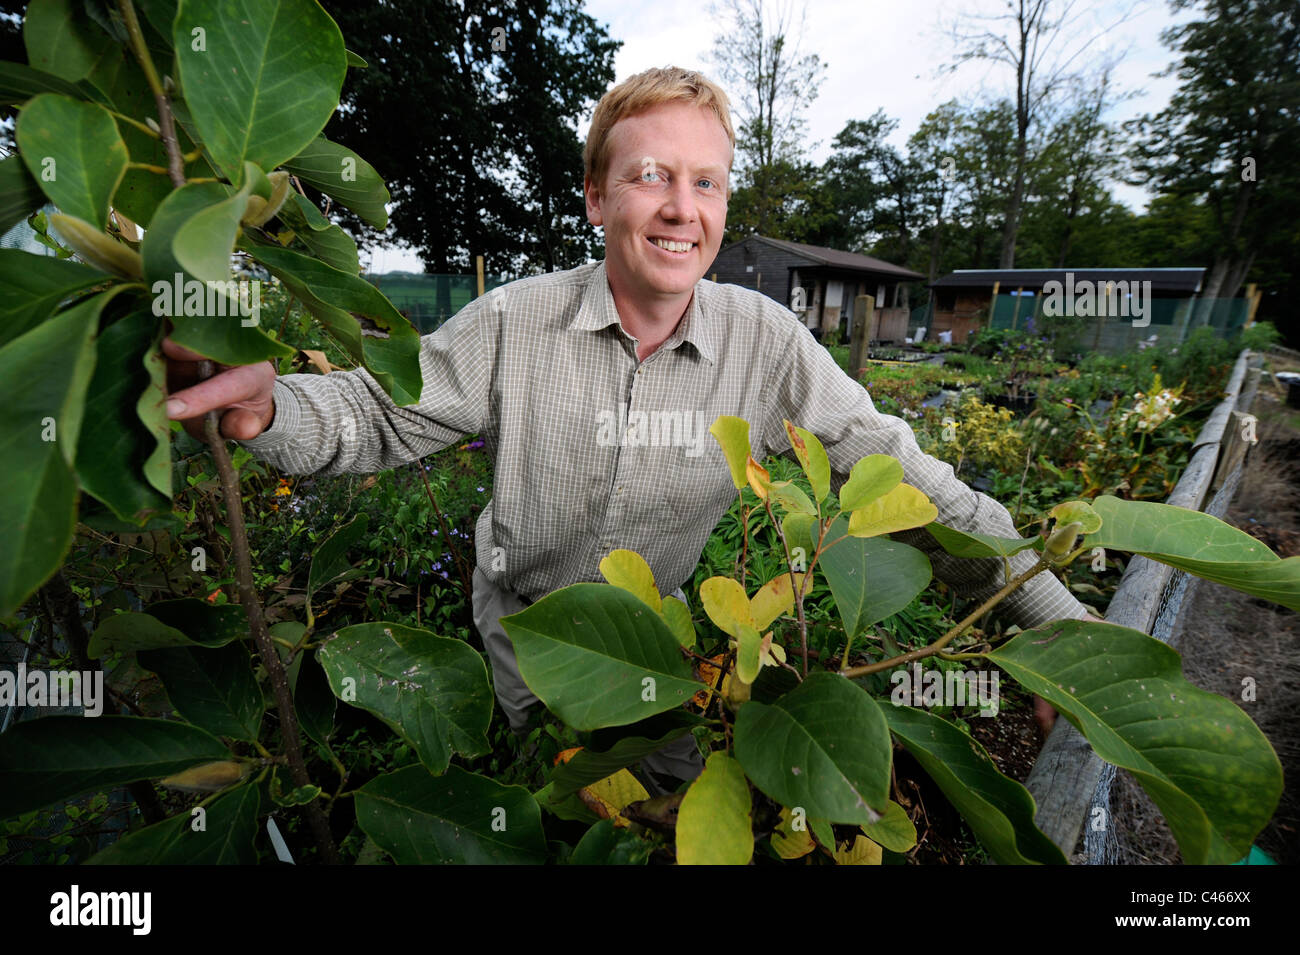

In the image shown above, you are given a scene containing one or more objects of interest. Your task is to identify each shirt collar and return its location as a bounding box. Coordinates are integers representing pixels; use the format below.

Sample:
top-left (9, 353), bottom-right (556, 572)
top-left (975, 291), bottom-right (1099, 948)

top-left (570, 260), bottom-right (719, 365)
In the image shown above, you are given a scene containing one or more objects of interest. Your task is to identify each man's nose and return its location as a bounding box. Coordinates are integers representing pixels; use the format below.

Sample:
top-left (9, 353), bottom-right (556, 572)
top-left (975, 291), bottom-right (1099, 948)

top-left (660, 177), bottom-right (698, 221)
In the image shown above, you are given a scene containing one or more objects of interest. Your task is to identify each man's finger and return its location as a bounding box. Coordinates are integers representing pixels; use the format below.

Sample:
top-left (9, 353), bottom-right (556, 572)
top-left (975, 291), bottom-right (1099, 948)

top-left (165, 363), bottom-right (266, 420)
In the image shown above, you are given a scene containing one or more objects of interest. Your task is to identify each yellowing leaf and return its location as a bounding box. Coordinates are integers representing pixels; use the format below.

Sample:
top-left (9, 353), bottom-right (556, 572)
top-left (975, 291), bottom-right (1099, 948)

top-left (784, 421), bottom-right (830, 502)
top-left (700, 576), bottom-right (752, 636)
top-left (708, 415), bottom-right (752, 490)
top-left (578, 768), bottom-right (650, 826)
top-left (599, 549), bottom-right (661, 612)
top-left (769, 480), bottom-right (816, 515)
top-left (833, 833), bottom-right (883, 865)
top-left (772, 806), bottom-right (815, 859)
top-left (745, 456), bottom-right (771, 500)
top-left (1049, 500), bottom-right (1102, 534)
top-left (749, 572), bottom-right (806, 630)
top-left (846, 483), bottom-right (938, 538)
top-left (661, 595), bottom-right (696, 648)
top-left (839, 454), bottom-right (903, 511)
top-left (676, 753), bottom-right (752, 865)
top-left (861, 799), bottom-right (918, 852)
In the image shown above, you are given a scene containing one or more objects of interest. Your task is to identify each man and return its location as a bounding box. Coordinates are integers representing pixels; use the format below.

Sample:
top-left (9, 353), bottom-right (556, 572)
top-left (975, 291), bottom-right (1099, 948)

top-left (164, 66), bottom-right (1088, 791)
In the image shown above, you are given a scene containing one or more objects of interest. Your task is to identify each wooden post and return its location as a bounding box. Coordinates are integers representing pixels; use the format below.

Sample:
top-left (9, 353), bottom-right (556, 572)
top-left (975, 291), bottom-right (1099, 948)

top-left (1245, 283), bottom-right (1260, 327)
top-left (1211, 409), bottom-right (1257, 492)
top-left (990, 281), bottom-right (1000, 329)
top-left (849, 294), bottom-right (874, 378)
top-left (1010, 287), bottom-right (1024, 330)
top-left (475, 255), bottom-right (485, 297)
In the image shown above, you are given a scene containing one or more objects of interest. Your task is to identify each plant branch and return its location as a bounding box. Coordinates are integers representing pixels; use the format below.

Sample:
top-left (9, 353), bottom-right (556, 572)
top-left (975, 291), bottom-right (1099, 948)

top-left (118, 0), bottom-right (186, 188)
top-left (840, 557), bottom-right (1051, 678)
top-left (198, 374), bottom-right (338, 863)
top-left (414, 462), bottom-right (473, 600)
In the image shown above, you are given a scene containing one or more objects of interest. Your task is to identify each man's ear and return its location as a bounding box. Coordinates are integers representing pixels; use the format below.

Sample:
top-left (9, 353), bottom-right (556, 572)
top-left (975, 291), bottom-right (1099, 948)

top-left (584, 174), bottom-right (603, 227)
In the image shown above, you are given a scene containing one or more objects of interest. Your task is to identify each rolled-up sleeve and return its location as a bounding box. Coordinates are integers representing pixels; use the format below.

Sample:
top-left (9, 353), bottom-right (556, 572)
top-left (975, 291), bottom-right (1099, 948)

top-left (238, 295), bottom-right (495, 476)
top-left (762, 320), bottom-right (1088, 629)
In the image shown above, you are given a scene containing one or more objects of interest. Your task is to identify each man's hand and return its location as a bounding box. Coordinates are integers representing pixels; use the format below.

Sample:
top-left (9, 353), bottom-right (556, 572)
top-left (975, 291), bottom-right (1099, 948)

top-left (163, 337), bottom-right (277, 442)
top-left (1033, 613), bottom-right (1104, 737)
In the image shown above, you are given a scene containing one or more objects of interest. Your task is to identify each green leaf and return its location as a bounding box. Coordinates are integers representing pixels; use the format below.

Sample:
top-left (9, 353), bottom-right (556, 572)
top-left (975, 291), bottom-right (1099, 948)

top-left (86, 782), bottom-right (260, 864)
top-left (883, 705), bottom-right (1066, 865)
top-left (75, 307), bottom-right (172, 522)
top-left (173, 0), bottom-right (346, 186)
top-left (294, 649), bottom-right (337, 746)
top-left (0, 290), bottom-right (105, 616)
top-left (735, 622), bottom-right (762, 684)
top-left (502, 584), bottom-right (701, 730)
top-left (171, 162), bottom-right (254, 285)
top-left (839, 454), bottom-right (903, 511)
top-left (89, 612), bottom-right (191, 658)
top-left (784, 420), bottom-right (830, 502)
top-left (138, 642), bottom-right (264, 741)
top-left (676, 752), bottom-right (752, 865)
top-left (244, 243), bottom-right (421, 403)
top-left (846, 483), bottom-right (938, 538)
top-left (317, 622), bottom-right (492, 773)
top-left (345, 49), bottom-right (368, 68)
top-left (82, 45), bottom-right (213, 228)
top-left (0, 249), bottom-right (107, 350)
top-left (570, 819), bottom-right (652, 865)
top-left (925, 522), bottom-right (1043, 559)
top-left (23, 0), bottom-right (116, 81)
top-left (1086, 496), bottom-right (1300, 611)
top-left (816, 515), bottom-right (932, 638)
top-left (142, 181), bottom-right (294, 364)
top-left (707, 414), bottom-right (751, 490)
top-left (144, 598), bottom-right (248, 646)
top-left (307, 512), bottom-right (368, 614)
top-left (0, 154), bottom-right (48, 234)
top-left (988, 619), bottom-right (1282, 865)
top-left (355, 765), bottom-right (547, 864)
top-left (0, 716), bottom-right (229, 818)
top-left (277, 193), bottom-right (359, 273)
top-left (734, 672), bottom-right (891, 824)
top-left (16, 93), bottom-right (129, 230)
top-left (549, 711), bottom-right (705, 798)
top-left (0, 61), bottom-right (94, 106)
top-left (284, 133), bottom-right (391, 228)
top-left (860, 799), bottom-right (917, 852)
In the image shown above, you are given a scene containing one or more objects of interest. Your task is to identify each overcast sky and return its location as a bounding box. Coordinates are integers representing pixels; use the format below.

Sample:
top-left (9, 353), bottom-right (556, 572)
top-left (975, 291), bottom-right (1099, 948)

top-left (367, 0), bottom-right (1194, 274)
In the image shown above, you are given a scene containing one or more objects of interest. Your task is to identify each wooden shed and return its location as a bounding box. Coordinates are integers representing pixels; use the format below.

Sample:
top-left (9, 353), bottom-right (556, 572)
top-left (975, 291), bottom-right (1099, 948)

top-left (708, 236), bottom-right (924, 344)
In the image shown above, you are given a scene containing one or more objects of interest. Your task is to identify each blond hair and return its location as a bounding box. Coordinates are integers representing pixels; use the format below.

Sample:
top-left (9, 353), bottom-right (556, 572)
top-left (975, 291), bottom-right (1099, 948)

top-left (584, 66), bottom-right (735, 189)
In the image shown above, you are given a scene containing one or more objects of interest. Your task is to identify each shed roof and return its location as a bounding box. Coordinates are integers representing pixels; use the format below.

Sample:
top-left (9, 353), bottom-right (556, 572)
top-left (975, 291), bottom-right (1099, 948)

top-left (718, 235), bottom-right (925, 280)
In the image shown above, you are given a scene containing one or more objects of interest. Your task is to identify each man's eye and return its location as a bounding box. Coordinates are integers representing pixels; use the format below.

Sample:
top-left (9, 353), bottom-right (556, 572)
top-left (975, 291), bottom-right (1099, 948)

top-left (697, 178), bottom-right (715, 189)
top-left (641, 170), bottom-right (661, 183)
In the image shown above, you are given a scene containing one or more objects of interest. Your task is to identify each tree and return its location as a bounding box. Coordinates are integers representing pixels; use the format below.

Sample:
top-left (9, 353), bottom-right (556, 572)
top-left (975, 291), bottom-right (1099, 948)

top-left (1126, 0), bottom-right (1300, 325)
top-left (945, 0), bottom-right (1133, 268)
top-left (709, 0), bottom-right (824, 237)
top-left (318, 0), bottom-right (617, 283)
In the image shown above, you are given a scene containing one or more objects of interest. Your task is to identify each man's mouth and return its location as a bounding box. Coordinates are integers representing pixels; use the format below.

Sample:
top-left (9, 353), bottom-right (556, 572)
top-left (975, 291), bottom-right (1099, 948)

top-left (648, 237), bottom-right (697, 254)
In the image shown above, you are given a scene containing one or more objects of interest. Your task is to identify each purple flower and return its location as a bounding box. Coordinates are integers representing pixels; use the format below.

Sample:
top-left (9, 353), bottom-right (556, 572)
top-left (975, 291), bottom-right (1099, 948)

top-left (439, 571), bottom-right (449, 579)
top-left (477, 486), bottom-right (485, 493)
top-left (467, 440), bottom-right (485, 450)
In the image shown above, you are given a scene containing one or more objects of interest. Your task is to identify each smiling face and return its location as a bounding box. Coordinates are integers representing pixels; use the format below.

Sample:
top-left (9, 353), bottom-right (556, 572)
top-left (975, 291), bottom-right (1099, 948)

top-left (584, 101), bottom-right (731, 308)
